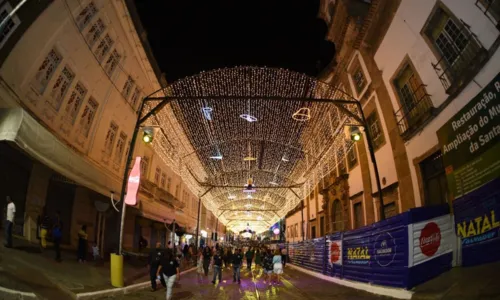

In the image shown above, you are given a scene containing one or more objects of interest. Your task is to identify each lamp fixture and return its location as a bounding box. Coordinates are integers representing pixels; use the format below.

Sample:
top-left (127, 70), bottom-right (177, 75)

top-left (243, 178), bottom-right (256, 193)
top-left (345, 126), bottom-right (362, 142)
top-left (142, 127), bottom-right (154, 144)
top-left (243, 156), bottom-right (256, 161)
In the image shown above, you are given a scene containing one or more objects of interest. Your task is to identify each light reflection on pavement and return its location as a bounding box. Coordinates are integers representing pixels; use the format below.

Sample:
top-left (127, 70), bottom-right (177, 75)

top-left (97, 265), bottom-right (385, 300)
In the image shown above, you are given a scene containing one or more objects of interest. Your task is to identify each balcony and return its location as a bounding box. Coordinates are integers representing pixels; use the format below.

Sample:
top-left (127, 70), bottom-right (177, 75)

top-left (155, 187), bottom-right (185, 209)
top-left (395, 84), bottom-right (435, 139)
top-left (431, 20), bottom-right (488, 96)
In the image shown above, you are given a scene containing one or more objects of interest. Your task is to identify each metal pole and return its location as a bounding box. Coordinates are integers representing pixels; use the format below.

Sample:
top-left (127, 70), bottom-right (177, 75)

top-left (356, 102), bottom-right (386, 221)
top-left (172, 220), bottom-right (176, 256)
top-left (117, 99), bottom-right (147, 254)
top-left (215, 218), bottom-right (219, 243)
top-left (195, 197), bottom-right (202, 251)
top-left (301, 201), bottom-right (305, 241)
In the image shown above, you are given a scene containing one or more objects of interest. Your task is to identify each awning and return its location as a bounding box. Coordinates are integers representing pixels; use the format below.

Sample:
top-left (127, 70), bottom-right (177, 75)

top-left (0, 108), bottom-right (122, 197)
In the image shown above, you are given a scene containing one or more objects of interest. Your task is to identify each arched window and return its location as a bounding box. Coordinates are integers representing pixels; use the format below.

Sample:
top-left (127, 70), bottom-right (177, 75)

top-left (332, 199), bottom-right (343, 232)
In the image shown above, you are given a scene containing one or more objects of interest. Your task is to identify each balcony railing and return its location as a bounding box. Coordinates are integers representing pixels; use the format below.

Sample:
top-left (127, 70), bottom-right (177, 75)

top-left (475, 0), bottom-right (500, 29)
top-left (431, 20), bottom-right (488, 95)
top-left (395, 84), bottom-right (434, 139)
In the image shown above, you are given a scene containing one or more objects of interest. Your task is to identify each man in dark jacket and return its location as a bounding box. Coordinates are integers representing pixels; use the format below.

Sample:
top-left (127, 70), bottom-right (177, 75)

top-left (212, 249), bottom-right (223, 284)
top-left (232, 248), bottom-right (243, 284)
top-left (202, 246), bottom-right (212, 276)
top-left (148, 242), bottom-right (166, 291)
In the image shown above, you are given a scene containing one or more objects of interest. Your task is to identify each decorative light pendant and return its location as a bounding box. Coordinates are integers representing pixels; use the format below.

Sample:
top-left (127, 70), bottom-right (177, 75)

top-left (292, 107), bottom-right (311, 121)
top-left (240, 114), bottom-right (258, 122)
top-left (201, 107), bottom-right (213, 120)
top-left (243, 156), bottom-right (257, 161)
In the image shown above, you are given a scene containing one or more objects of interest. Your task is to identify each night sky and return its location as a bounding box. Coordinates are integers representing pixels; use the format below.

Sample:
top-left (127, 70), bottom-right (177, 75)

top-left (134, 0), bottom-right (335, 82)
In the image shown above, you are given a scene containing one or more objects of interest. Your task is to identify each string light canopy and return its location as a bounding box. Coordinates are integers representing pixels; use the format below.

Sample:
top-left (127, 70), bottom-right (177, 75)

top-left (138, 66), bottom-right (364, 232)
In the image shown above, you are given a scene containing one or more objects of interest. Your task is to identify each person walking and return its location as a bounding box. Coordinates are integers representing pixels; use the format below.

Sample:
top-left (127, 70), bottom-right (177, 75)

top-left (4, 196), bottom-right (15, 248)
top-left (224, 248), bottom-right (233, 269)
top-left (196, 249), bottom-right (204, 281)
top-left (38, 206), bottom-right (51, 252)
top-left (255, 249), bottom-right (262, 270)
top-left (281, 247), bottom-right (288, 268)
top-left (202, 246), bottom-right (212, 276)
top-left (148, 242), bottom-right (166, 291)
top-left (232, 248), bottom-right (243, 284)
top-left (262, 249), bottom-right (274, 285)
top-left (272, 249), bottom-right (283, 284)
top-left (77, 225), bottom-right (88, 263)
top-left (211, 249), bottom-right (223, 284)
top-left (245, 247), bottom-right (254, 271)
top-left (52, 211), bottom-right (63, 262)
top-left (157, 249), bottom-right (180, 300)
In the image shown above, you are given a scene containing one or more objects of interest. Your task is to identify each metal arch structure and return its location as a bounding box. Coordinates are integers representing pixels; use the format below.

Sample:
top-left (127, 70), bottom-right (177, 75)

top-left (117, 66), bottom-right (385, 252)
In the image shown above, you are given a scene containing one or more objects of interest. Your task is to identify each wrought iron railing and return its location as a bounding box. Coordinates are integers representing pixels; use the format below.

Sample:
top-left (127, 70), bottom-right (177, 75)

top-left (431, 20), bottom-right (488, 94)
top-left (395, 84), bottom-right (434, 138)
top-left (475, 0), bottom-right (500, 29)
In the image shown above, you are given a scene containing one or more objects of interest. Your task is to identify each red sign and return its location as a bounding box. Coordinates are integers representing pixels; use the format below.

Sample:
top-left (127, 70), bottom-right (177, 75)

top-left (419, 222), bottom-right (441, 257)
top-left (330, 242), bottom-right (340, 263)
top-left (125, 157), bottom-right (141, 206)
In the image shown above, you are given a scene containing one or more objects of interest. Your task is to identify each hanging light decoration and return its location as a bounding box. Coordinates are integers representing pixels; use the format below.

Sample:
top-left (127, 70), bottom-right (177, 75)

top-left (292, 107), bottom-right (311, 121)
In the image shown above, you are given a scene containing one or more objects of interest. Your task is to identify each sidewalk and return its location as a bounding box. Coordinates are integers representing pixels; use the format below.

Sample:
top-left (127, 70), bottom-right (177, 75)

top-left (0, 235), bottom-right (194, 299)
top-left (412, 261), bottom-right (500, 300)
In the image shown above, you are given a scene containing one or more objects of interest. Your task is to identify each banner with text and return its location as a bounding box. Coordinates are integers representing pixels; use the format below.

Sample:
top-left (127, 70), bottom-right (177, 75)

top-left (437, 72), bottom-right (500, 199)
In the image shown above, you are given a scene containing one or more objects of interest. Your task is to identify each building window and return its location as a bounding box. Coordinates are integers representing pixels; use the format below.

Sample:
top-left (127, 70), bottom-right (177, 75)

top-left (154, 167), bottom-right (161, 185)
top-left (161, 172), bottom-right (166, 188)
top-left (114, 131), bottom-right (127, 165)
top-left (167, 177), bottom-right (172, 192)
top-left (122, 76), bottom-right (134, 99)
top-left (33, 49), bottom-right (62, 94)
top-left (424, 4), bottom-right (485, 92)
top-left (320, 216), bottom-right (325, 237)
top-left (350, 58), bottom-right (367, 95)
top-left (104, 122), bottom-right (118, 156)
top-left (49, 66), bottom-right (75, 111)
top-left (175, 185), bottom-right (179, 199)
top-left (393, 61), bottom-right (434, 137)
top-left (311, 226), bottom-right (316, 239)
top-left (85, 18), bottom-right (106, 47)
top-left (140, 156), bottom-right (149, 177)
top-left (63, 82), bottom-right (86, 124)
top-left (130, 87), bottom-right (140, 109)
top-left (347, 144), bottom-right (358, 170)
top-left (353, 202), bottom-right (364, 229)
top-left (76, 1), bottom-right (97, 30)
top-left (476, 0), bottom-right (500, 26)
top-left (367, 111), bottom-right (385, 150)
top-left (384, 202), bottom-right (397, 218)
top-left (420, 151), bottom-right (449, 206)
top-left (332, 199), bottom-right (342, 232)
top-left (104, 49), bottom-right (120, 76)
top-left (95, 34), bottom-right (113, 62)
top-left (78, 97), bottom-right (98, 137)
top-left (0, 3), bottom-right (21, 49)
top-left (294, 224), bottom-right (298, 238)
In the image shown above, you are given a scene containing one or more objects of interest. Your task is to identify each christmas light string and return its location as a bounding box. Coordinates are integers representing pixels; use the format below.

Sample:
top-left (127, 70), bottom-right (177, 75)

top-left (140, 67), bottom-right (362, 230)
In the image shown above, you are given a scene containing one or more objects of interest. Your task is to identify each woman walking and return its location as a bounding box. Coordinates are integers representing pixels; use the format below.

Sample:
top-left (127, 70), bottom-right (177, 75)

top-left (196, 249), bottom-right (204, 281)
top-left (157, 249), bottom-right (180, 300)
top-left (272, 249), bottom-right (283, 284)
top-left (77, 225), bottom-right (88, 263)
top-left (262, 249), bottom-right (274, 285)
top-left (202, 246), bottom-right (212, 276)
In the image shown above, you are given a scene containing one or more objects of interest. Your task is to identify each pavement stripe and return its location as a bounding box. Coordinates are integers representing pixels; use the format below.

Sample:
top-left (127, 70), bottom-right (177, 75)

top-left (75, 267), bottom-right (196, 299)
top-left (0, 285), bottom-right (37, 299)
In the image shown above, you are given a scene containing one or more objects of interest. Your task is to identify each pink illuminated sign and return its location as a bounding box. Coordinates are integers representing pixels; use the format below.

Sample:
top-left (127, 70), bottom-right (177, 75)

top-left (125, 157), bottom-right (141, 206)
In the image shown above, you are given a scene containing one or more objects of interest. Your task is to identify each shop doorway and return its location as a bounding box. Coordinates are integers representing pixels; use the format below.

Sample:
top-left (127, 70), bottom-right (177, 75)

top-left (45, 176), bottom-right (76, 244)
top-left (0, 143), bottom-right (32, 235)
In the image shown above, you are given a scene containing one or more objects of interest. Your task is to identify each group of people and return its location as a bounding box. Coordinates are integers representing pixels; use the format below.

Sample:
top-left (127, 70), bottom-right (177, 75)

top-left (196, 244), bottom-right (288, 285)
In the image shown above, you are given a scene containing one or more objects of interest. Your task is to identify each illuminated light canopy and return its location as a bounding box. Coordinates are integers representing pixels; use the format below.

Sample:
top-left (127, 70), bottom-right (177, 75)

top-left (140, 67), bottom-right (364, 231)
